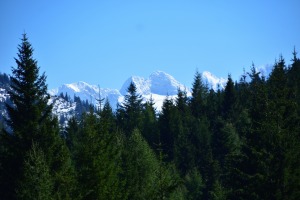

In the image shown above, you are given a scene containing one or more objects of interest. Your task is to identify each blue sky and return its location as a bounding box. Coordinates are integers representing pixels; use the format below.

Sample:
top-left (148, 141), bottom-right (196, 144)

top-left (1, 0), bottom-right (300, 90)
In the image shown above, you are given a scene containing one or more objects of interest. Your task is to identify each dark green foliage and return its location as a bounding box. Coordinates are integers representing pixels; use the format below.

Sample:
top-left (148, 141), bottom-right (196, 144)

top-left (0, 72), bottom-right (10, 88)
top-left (117, 82), bottom-right (143, 137)
top-left (142, 97), bottom-right (159, 149)
top-left (158, 97), bottom-right (176, 161)
top-left (222, 75), bottom-right (236, 120)
top-left (184, 168), bottom-right (204, 200)
top-left (74, 95), bottom-right (93, 119)
top-left (71, 111), bottom-right (123, 200)
top-left (212, 119), bottom-right (241, 168)
top-left (0, 34), bottom-right (75, 199)
top-left (1, 35), bottom-right (300, 199)
top-left (154, 145), bottom-right (181, 200)
top-left (100, 99), bottom-right (117, 133)
top-left (190, 70), bottom-right (208, 118)
top-left (17, 143), bottom-right (54, 200)
top-left (5, 34), bottom-right (51, 150)
top-left (173, 89), bottom-right (195, 175)
top-left (121, 129), bottom-right (159, 199)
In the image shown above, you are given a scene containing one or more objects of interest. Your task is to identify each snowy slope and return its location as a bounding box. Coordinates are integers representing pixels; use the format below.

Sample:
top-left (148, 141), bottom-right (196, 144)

top-left (49, 81), bottom-right (122, 110)
top-left (202, 71), bottom-right (227, 90)
top-left (49, 70), bottom-right (228, 112)
top-left (0, 88), bottom-right (9, 122)
top-left (120, 71), bottom-right (190, 96)
top-left (1, 70), bottom-right (226, 126)
top-left (51, 71), bottom-right (193, 111)
top-left (48, 96), bottom-right (76, 127)
top-left (0, 87), bottom-right (75, 127)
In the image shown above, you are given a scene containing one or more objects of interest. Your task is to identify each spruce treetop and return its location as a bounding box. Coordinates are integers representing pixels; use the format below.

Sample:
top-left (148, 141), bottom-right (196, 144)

top-left (6, 33), bottom-right (51, 137)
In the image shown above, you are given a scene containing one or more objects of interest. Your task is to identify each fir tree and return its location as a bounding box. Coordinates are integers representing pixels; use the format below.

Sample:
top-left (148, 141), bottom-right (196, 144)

top-left (122, 129), bottom-right (160, 200)
top-left (73, 110), bottom-right (123, 200)
top-left (158, 97), bottom-right (176, 161)
top-left (100, 99), bottom-right (116, 133)
top-left (190, 70), bottom-right (208, 118)
top-left (0, 34), bottom-right (75, 199)
top-left (222, 75), bottom-right (236, 121)
top-left (17, 143), bottom-right (54, 200)
top-left (117, 82), bottom-right (143, 137)
top-left (142, 96), bottom-right (159, 149)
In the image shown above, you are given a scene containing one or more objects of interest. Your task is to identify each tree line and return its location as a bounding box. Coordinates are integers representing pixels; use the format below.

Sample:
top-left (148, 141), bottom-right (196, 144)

top-left (0, 34), bottom-right (300, 199)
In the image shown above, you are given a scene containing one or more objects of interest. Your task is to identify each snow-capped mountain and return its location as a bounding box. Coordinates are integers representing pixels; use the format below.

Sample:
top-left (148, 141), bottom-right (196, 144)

top-left (49, 81), bottom-right (122, 110)
top-left (50, 71), bottom-right (195, 111)
top-left (49, 70), bottom-right (228, 112)
top-left (0, 88), bottom-right (9, 122)
top-left (1, 70), bottom-right (226, 127)
top-left (202, 71), bottom-right (227, 90)
top-left (120, 71), bottom-right (190, 96)
top-left (48, 96), bottom-right (76, 127)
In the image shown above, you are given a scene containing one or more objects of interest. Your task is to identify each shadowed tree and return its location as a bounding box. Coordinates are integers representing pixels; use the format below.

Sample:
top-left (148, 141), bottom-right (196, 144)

top-left (117, 82), bottom-right (143, 137)
top-left (0, 34), bottom-right (75, 199)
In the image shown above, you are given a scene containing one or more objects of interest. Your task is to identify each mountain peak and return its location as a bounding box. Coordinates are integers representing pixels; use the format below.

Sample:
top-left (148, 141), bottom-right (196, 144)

top-left (149, 71), bottom-right (187, 95)
top-left (120, 76), bottom-right (150, 95)
top-left (49, 70), bottom-right (224, 111)
top-left (120, 71), bottom-right (190, 96)
top-left (202, 71), bottom-right (227, 90)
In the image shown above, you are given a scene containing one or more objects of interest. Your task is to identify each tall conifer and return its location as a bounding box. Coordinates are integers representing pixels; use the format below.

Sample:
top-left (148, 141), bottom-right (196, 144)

top-left (0, 34), bottom-right (75, 199)
top-left (116, 82), bottom-right (143, 136)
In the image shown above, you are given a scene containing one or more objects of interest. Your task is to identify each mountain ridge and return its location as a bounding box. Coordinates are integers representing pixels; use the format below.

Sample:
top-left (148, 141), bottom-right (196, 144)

top-left (1, 68), bottom-right (272, 127)
top-left (49, 70), bottom-right (226, 111)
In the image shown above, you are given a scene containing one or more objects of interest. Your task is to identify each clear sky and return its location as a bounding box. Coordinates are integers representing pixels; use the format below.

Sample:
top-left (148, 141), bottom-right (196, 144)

top-left (1, 0), bottom-right (300, 90)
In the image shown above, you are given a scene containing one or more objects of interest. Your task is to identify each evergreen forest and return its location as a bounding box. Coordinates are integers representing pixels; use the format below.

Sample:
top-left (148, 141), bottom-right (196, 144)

top-left (1, 34), bottom-right (300, 200)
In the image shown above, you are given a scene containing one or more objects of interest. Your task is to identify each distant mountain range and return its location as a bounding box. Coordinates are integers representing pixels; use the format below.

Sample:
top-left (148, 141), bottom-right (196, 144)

top-left (0, 70), bottom-right (227, 127)
top-left (1, 67), bottom-right (272, 127)
top-left (49, 70), bottom-right (227, 111)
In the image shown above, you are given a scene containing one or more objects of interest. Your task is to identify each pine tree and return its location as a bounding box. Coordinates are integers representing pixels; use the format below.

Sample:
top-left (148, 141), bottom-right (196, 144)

top-left (0, 34), bottom-right (75, 199)
top-left (117, 82), bottom-right (143, 137)
top-left (222, 75), bottom-right (236, 121)
top-left (212, 118), bottom-right (241, 168)
top-left (17, 143), bottom-right (54, 200)
top-left (173, 89), bottom-right (195, 175)
top-left (190, 70), bottom-right (208, 118)
top-left (142, 96), bottom-right (159, 149)
top-left (229, 65), bottom-right (275, 199)
top-left (100, 99), bottom-right (116, 133)
top-left (284, 49), bottom-right (300, 199)
top-left (121, 129), bottom-right (160, 200)
top-left (154, 143), bottom-right (181, 200)
top-left (158, 97), bottom-right (176, 161)
top-left (5, 33), bottom-right (52, 151)
top-left (184, 168), bottom-right (204, 200)
top-left (73, 110), bottom-right (123, 200)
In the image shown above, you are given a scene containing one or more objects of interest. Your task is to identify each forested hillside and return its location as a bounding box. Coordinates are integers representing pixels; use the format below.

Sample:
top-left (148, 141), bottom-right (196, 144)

top-left (1, 34), bottom-right (300, 199)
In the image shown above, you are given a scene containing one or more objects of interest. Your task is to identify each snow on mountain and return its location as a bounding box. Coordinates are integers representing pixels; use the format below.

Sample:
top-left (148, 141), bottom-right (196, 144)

top-left (1, 70), bottom-right (226, 126)
top-left (120, 76), bottom-right (151, 95)
top-left (149, 71), bottom-right (189, 95)
top-left (49, 81), bottom-right (122, 110)
top-left (0, 88), bottom-right (9, 122)
top-left (202, 71), bottom-right (227, 90)
top-left (0, 88), bottom-right (9, 103)
top-left (51, 71), bottom-right (191, 111)
top-left (120, 71), bottom-right (191, 96)
top-left (48, 96), bottom-right (76, 127)
top-left (49, 70), bottom-right (228, 112)
top-left (0, 86), bottom-right (75, 127)
top-left (50, 71), bottom-right (192, 112)
top-left (113, 71), bottom-right (192, 110)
